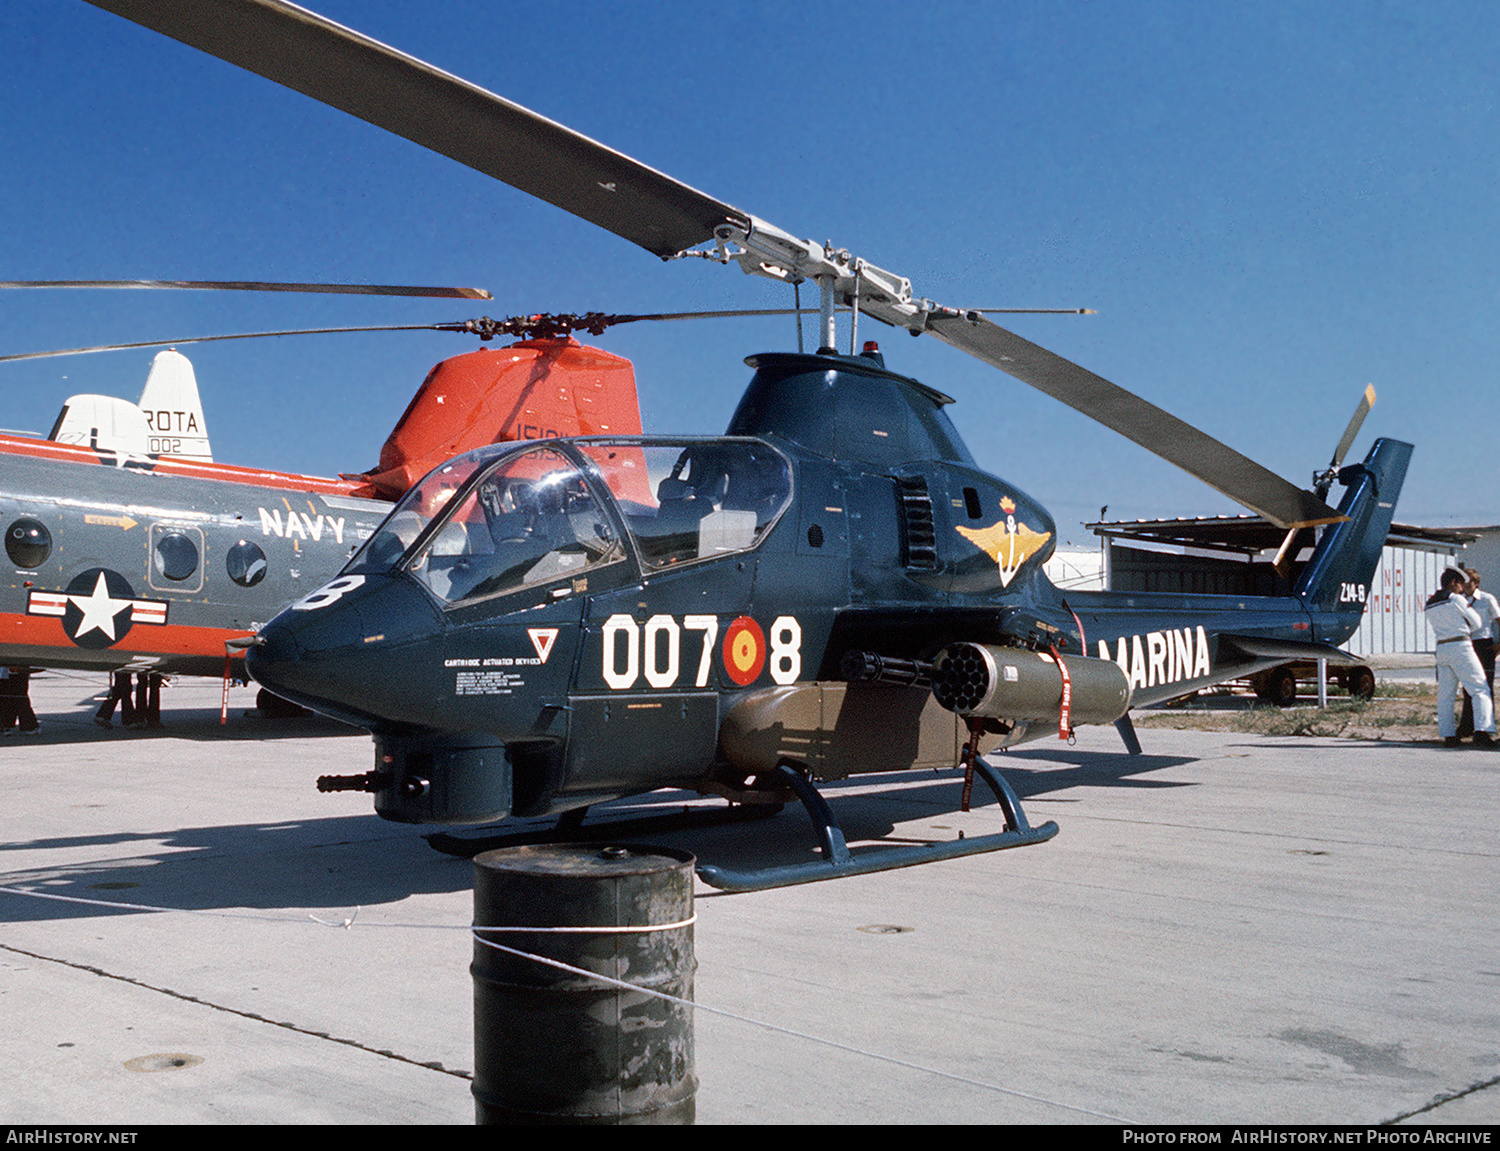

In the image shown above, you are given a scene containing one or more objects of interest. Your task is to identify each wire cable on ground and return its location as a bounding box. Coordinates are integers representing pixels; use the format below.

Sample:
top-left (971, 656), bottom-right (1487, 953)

top-left (0, 883), bottom-right (1132, 1123)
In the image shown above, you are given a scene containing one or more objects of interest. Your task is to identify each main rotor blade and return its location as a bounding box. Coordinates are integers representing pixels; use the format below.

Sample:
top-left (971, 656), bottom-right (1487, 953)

top-left (923, 312), bottom-right (1345, 530)
top-left (84, 0), bottom-right (748, 259)
top-left (610, 307), bottom-right (1090, 323)
top-left (84, 0), bottom-right (1353, 532)
top-left (0, 279), bottom-right (490, 299)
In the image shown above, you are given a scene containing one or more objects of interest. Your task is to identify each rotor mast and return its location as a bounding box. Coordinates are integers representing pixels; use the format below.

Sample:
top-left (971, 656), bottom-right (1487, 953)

top-left (700, 218), bottom-right (952, 354)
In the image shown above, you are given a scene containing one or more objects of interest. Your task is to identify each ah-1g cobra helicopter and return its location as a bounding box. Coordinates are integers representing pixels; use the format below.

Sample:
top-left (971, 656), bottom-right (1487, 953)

top-left (85, 0), bottom-right (1410, 890)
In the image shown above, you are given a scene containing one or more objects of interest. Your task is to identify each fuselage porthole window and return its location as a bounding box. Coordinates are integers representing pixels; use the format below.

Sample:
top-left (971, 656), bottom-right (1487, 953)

top-left (155, 531), bottom-right (200, 582)
top-left (5, 518), bottom-right (51, 569)
top-left (226, 539), bottom-right (268, 587)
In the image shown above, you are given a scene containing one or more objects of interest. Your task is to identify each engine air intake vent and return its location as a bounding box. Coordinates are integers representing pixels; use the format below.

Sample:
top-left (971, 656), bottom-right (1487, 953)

top-left (898, 475), bottom-right (937, 570)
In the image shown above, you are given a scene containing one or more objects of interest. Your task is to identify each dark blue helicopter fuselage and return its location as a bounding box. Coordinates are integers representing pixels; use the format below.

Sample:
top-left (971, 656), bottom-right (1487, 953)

top-left (248, 349), bottom-right (1410, 825)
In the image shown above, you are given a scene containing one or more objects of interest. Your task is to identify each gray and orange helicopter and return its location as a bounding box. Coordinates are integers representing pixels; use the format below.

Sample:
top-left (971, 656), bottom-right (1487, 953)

top-left (35, 0), bottom-right (1408, 890)
top-left (0, 304), bottom-right (659, 700)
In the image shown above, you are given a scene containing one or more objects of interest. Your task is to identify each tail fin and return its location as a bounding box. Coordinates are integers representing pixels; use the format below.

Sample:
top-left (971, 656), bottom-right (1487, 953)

top-left (137, 349), bottom-right (212, 461)
top-left (48, 394), bottom-right (150, 456)
top-left (1294, 436), bottom-right (1413, 640)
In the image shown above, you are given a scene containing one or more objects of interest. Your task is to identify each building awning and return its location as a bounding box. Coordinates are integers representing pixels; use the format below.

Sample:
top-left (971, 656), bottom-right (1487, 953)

top-left (1084, 515), bottom-right (1473, 558)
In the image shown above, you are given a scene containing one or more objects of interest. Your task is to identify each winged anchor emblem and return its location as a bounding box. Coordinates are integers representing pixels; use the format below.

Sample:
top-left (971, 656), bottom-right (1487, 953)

top-left (956, 497), bottom-right (1053, 587)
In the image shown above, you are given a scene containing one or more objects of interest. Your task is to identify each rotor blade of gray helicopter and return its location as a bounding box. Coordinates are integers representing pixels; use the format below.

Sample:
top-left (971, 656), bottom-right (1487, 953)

top-left (922, 311), bottom-right (1345, 530)
top-left (84, 0), bottom-right (748, 259)
top-left (0, 325), bottom-right (449, 363)
top-left (0, 308), bottom-right (852, 362)
top-left (0, 279), bottom-right (491, 299)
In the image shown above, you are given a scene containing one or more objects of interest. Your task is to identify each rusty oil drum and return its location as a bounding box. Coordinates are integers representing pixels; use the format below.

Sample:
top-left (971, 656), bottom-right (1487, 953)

top-left (471, 843), bottom-right (696, 1124)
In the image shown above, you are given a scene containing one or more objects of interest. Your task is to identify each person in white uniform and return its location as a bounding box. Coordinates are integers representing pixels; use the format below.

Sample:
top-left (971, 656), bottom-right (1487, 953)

top-left (1458, 567), bottom-right (1500, 736)
top-left (1426, 568), bottom-right (1496, 747)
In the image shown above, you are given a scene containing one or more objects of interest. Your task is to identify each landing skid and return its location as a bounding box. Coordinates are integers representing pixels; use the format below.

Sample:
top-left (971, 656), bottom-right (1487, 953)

top-left (424, 800), bottom-right (784, 859)
top-left (694, 761), bottom-right (1058, 892)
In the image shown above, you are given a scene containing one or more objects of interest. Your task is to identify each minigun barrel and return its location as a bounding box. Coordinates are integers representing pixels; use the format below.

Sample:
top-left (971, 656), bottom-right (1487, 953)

top-left (840, 650), bottom-right (934, 687)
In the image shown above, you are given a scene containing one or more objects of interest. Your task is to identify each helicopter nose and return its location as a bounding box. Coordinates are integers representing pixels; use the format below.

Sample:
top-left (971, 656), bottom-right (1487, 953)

top-left (247, 574), bottom-right (442, 728)
top-left (248, 598), bottom-right (369, 723)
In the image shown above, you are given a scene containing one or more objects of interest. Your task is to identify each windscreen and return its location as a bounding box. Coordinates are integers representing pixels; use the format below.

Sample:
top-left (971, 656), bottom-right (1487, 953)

top-left (344, 455), bottom-right (487, 575)
top-left (576, 440), bottom-right (792, 570)
top-left (402, 447), bottom-right (625, 605)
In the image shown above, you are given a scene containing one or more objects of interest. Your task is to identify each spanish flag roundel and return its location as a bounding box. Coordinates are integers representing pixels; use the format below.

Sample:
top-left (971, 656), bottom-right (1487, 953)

top-left (722, 616), bottom-right (766, 685)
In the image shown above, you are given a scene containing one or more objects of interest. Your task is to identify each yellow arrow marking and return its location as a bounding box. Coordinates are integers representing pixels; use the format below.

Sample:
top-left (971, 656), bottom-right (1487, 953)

top-left (84, 514), bottom-right (139, 531)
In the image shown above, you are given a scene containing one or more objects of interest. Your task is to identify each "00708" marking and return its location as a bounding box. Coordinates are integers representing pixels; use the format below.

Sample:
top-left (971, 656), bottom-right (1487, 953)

top-left (602, 613), bottom-right (800, 690)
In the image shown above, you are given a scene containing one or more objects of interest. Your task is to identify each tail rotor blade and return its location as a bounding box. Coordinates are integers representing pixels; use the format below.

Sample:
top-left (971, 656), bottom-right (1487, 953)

top-left (1275, 383), bottom-right (1378, 577)
top-left (1330, 384), bottom-right (1377, 471)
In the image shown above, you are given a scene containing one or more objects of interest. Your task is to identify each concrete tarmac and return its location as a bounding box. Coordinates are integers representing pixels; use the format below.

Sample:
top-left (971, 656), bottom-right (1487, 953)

top-left (1, 673), bottom-right (1496, 1126)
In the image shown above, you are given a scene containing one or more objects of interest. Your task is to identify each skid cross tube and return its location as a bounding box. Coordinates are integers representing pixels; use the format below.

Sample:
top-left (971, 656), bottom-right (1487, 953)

top-left (695, 761), bottom-right (1058, 892)
top-left (424, 800), bottom-right (783, 859)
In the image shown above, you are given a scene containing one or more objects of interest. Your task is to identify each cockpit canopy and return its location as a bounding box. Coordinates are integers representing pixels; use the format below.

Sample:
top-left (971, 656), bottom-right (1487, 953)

top-left (345, 437), bottom-right (793, 607)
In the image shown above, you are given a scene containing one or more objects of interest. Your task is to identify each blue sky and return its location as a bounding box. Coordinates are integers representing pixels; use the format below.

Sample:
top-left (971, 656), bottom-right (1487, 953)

top-left (3, 1), bottom-right (1496, 543)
